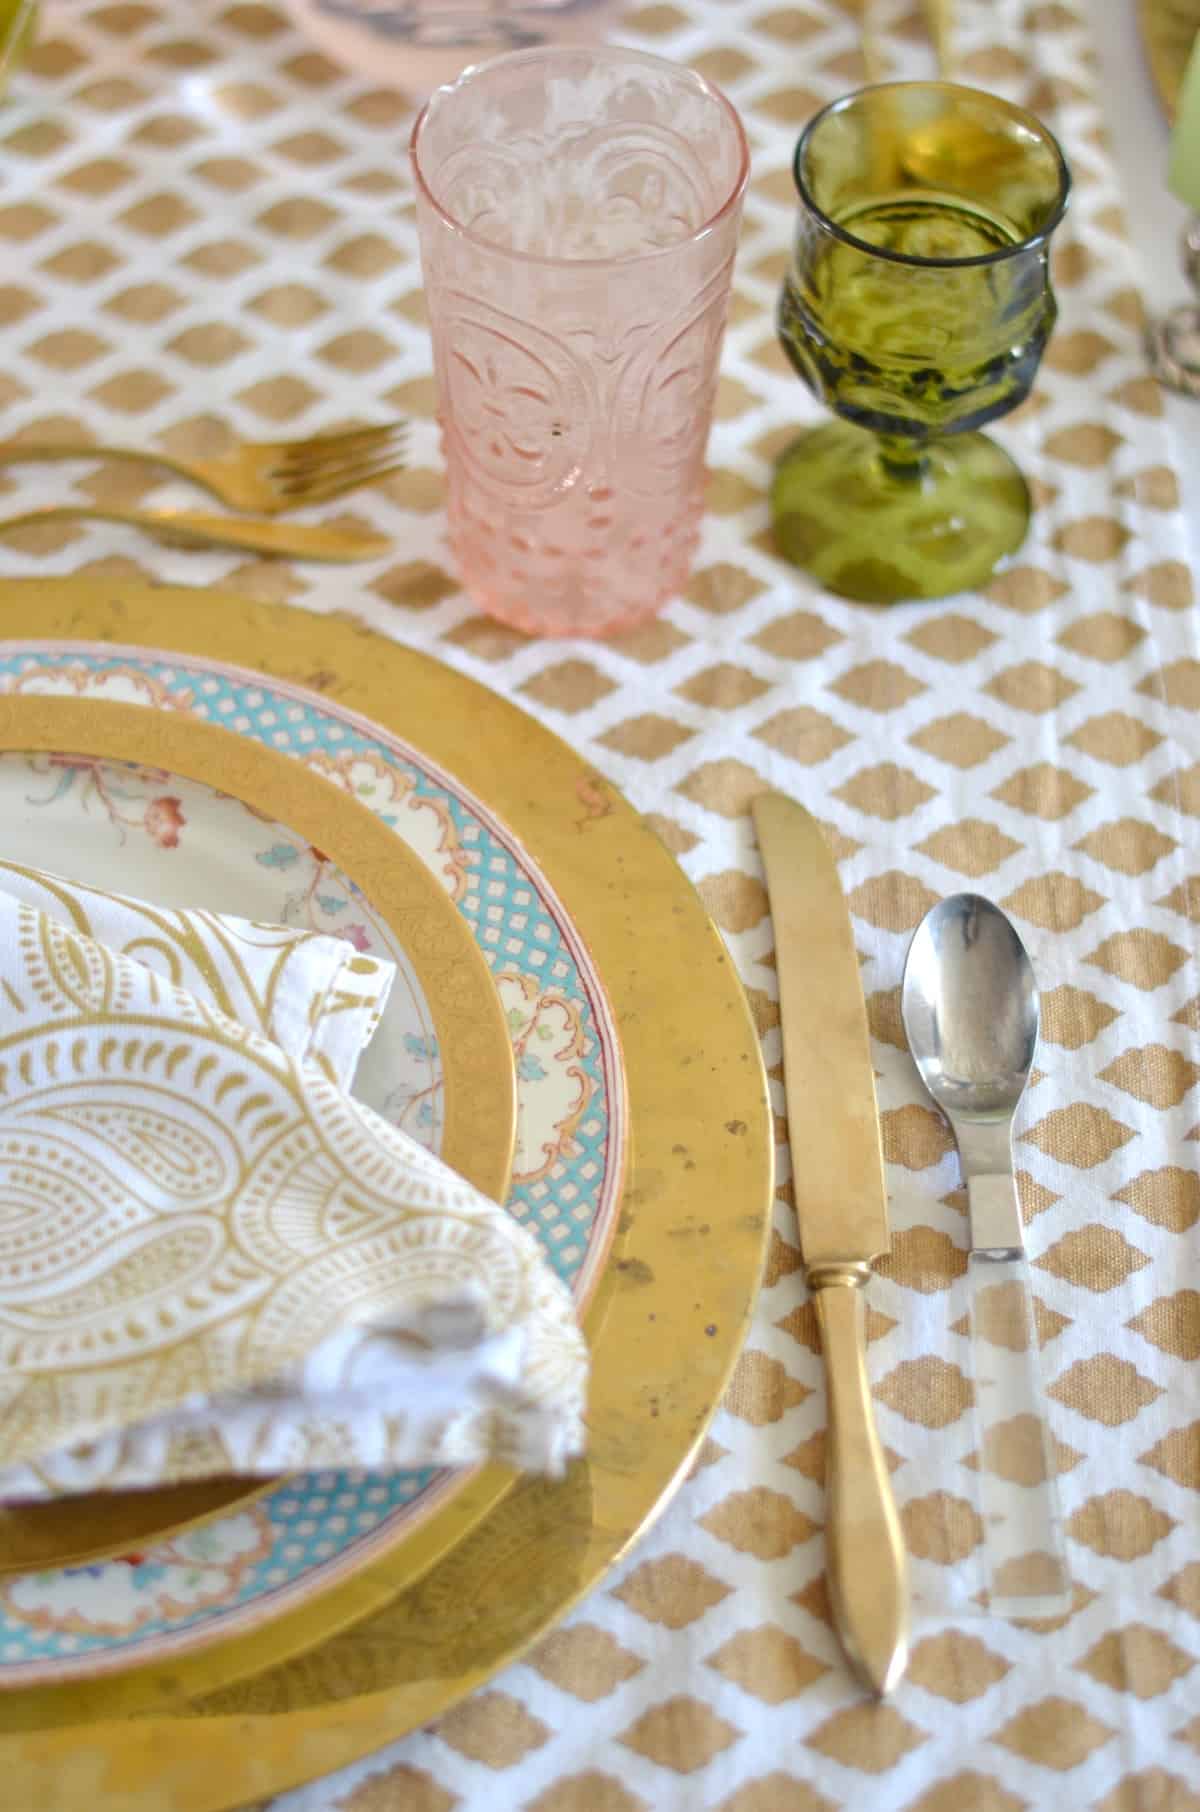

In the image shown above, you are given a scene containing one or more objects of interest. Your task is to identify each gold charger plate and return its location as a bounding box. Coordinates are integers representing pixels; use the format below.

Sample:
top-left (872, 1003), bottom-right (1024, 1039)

top-left (0, 696), bottom-right (517, 1577)
top-left (0, 579), bottom-right (772, 1812)
top-left (1139, 0), bottom-right (1200, 116)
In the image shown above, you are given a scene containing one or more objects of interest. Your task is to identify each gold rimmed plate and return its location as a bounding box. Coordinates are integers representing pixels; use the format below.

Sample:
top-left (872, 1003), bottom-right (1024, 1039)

top-left (0, 698), bottom-right (516, 1589)
top-left (0, 580), bottom-right (772, 1812)
top-left (0, 651), bottom-right (628, 1698)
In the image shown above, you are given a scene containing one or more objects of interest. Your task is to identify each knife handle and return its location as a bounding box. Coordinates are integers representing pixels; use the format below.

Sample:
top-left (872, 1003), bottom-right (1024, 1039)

top-left (965, 1180), bottom-right (1072, 1619)
top-left (809, 1261), bottom-right (909, 1696)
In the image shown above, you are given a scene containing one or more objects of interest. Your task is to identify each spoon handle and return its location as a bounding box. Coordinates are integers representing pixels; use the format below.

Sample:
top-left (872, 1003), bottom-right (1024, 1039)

top-left (965, 1176), bottom-right (1072, 1619)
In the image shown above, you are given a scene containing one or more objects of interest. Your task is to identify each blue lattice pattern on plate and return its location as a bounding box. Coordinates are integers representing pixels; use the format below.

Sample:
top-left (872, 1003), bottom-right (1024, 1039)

top-left (0, 646), bottom-right (616, 1678)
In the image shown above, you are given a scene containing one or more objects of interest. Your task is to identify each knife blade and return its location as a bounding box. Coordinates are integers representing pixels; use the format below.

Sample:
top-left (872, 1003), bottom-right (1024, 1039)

top-left (752, 793), bottom-right (909, 1696)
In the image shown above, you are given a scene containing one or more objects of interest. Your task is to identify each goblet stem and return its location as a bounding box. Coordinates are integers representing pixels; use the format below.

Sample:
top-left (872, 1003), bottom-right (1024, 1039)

top-left (875, 435), bottom-right (933, 486)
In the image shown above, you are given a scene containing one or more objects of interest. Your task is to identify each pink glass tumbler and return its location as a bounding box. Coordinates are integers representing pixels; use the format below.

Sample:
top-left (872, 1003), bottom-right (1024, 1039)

top-left (410, 46), bottom-right (750, 638)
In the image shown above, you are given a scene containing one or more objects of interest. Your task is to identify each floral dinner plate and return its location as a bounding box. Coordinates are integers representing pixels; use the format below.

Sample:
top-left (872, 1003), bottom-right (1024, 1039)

top-left (0, 667), bottom-right (625, 1688)
top-left (0, 697), bottom-right (517, 1586)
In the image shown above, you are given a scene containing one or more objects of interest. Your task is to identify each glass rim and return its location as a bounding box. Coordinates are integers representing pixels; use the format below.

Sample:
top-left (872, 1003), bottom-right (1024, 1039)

top-left (409, 43), bottom-right (751, 271)
top-left (792, 80), bottom-right (1072, 270)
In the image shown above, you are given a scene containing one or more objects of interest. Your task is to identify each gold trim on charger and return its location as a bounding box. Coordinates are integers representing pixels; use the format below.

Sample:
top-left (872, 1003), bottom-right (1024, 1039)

top-left (0, 695), bottom-right (517, 1576)
top-left (0, 580), bottom-right (773, 1812)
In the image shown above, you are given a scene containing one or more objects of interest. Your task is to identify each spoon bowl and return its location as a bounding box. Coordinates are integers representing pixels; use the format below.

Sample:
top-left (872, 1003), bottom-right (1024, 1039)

top-left (901, 892), bottom-right (1039, 1126)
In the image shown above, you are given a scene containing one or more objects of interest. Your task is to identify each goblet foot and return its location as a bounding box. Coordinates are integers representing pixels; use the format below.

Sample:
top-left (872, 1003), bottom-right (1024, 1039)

top-left (771, 421), bottom-right (1031, 604)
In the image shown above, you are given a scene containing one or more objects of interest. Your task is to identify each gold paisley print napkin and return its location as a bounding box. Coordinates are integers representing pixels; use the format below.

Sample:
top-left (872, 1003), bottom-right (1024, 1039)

top-left (0, 859), bottom-right (394, 1092)
top-left (0, 896), bottom-right (587, 1500)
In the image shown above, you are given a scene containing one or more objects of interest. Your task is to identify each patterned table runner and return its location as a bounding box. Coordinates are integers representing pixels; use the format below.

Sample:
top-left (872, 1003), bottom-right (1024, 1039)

top-left (0, 2), bottom-right (1198, 1807)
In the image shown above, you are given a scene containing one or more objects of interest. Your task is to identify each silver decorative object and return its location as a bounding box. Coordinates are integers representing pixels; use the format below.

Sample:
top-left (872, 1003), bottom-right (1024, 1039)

top-left (1146, 215), bottom-right (1200, 399)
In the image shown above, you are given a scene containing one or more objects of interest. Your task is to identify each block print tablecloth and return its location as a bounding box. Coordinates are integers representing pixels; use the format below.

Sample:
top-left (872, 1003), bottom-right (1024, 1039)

top-left (0, 3), bottom-right (1198, 1808)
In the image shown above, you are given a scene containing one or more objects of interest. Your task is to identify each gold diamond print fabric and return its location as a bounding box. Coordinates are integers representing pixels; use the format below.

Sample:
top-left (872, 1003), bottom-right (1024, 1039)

top-left (0, 0), bottom-right (1198, 1806)
top-left (0, 892), bottom-right (587, 1497)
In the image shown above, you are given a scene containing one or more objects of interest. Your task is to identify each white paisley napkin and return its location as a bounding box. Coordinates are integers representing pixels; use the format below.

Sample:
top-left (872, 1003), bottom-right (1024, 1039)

top-left (0, 890), bottom-right (587, 1501)
top-left (0, 859), bottom-right (395, 1092)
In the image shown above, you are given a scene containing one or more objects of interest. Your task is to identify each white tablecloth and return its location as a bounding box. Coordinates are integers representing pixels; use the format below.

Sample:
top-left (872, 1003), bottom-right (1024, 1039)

top-left (0, 5), bottom-right (1197, 1809)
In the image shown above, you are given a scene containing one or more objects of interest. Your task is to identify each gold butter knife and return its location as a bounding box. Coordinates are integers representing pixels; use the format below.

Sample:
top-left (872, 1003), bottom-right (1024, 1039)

top-left (752, 793), bottom-right (909, 1697)
top-left (0, 504), bottom-right (389, 562)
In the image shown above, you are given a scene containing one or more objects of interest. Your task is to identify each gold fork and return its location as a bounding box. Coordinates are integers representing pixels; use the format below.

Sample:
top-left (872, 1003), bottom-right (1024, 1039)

top-left (0, 421), bottom-right (409, 514)
top-left (0, 505), bottom-right (390, 561)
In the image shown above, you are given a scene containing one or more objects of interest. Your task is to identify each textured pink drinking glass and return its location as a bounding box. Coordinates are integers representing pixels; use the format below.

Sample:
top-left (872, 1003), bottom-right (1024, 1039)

top-left (410, 45), bottom-right (750, 637)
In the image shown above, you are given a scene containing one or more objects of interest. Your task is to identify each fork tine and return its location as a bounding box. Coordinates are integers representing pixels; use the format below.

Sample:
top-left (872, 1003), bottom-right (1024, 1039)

top-left (296, 421), bottom-right (403, 453)
top-left (273, 435), bottom-right (406, 488)
top-left (275, 431), bottom-right (404, 478)
top-left (277, 457), bottom-right (409, 505)
top-left (278, 453), bottom-right (409, 496)
top-left (278, 423), bottom-right (406, 471)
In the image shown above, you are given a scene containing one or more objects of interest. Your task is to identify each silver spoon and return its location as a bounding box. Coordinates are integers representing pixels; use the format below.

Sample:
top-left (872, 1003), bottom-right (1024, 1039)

top-left (902, 893), bottom-right (1071, 1619)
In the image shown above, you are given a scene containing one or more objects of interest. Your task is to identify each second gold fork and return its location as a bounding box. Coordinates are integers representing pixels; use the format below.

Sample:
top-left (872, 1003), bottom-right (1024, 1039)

top-left (0, 421), bottom-right (409, 515)
top-left (0, 505), bottom-right (390, 561)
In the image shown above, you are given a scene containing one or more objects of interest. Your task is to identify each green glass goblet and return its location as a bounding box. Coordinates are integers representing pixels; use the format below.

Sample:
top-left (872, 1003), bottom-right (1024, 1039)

top-left (772, 82), bottom-right (1071, 604)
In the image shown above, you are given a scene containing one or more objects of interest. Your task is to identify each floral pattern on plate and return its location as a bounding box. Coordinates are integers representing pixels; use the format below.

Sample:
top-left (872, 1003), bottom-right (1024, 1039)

top-left (305, 748), bottom-right (471, 903)
top-left (0, 751), bottom-right (446, 1156)
top-left (25, 752), bottom-right (189, 848)
top-left (0, 644), bottom-right (623, 1683)
top-left (1, 1513), bottom-right (274, 1638)
top-left (500, 972), bottom-right (595, 1185)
